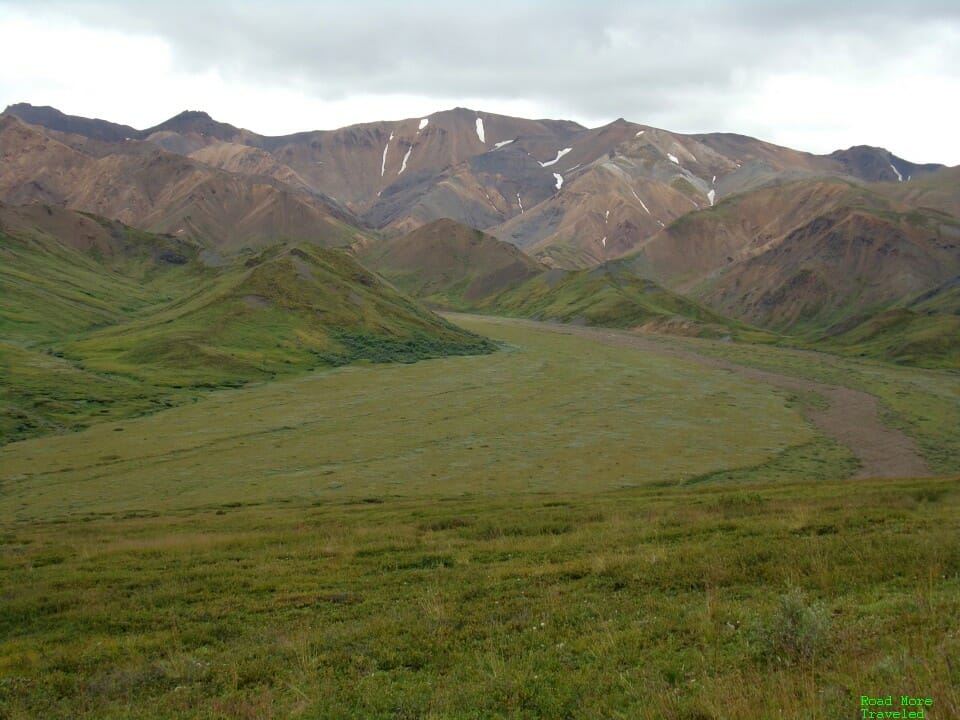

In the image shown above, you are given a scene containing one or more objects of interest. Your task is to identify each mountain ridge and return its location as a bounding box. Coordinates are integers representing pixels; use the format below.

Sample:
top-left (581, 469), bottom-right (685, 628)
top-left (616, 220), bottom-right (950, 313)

top-left (3, 102), bottom-right (958, 368)
top-left (5, 102), bottom-right (948, 262)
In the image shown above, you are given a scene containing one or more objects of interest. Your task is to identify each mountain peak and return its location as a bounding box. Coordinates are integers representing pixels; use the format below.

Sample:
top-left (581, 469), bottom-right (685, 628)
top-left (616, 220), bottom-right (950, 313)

top-left (170, 110), bottom-right (213, 122)
top-left (828, 145), bottom-right (944, 183)
top-left (1, 103), bottom-right (139, 142)
top-left (4, 102), bottom-right (40, 114)
top-left (145, 110), bottom-right (241, 141)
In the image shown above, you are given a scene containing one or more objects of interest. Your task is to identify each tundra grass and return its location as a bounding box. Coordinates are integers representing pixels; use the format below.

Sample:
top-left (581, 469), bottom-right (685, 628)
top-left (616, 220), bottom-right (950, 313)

top-left (0, 320), bottom-right (820, 521)
top-left (1, 478), bottom-right (957, 719)
top-left (0, 343), bottom-right (185, 445)
top-left (661, 335), bottom-right (960, 474)
top-left (2, 319), bottom-right (956, 718)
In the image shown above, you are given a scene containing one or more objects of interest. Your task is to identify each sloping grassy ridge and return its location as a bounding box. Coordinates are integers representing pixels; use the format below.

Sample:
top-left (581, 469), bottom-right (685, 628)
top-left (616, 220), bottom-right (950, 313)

top-left (479, 264), bottom-right (773, 341)
top-left (65, 244), bottom-right (494, 386)
top-left (1, 216), bottom-right (493, 444)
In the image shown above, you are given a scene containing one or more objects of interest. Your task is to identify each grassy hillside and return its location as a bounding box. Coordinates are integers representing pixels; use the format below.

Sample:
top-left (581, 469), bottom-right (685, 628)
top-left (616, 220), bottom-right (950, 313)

top-left (65, 244), bottom-right (494, 387)
top-left (662, 329), bottom-right (960, 475)
top-left (0, 207), bottom-right (206, 344)
top-left (360, 218), bottom-right (545, 310)
top-left (816, 276), bottom-right (960, 368)
top-left (0, 207), bottom-right (213, 444)
top-left (2, 477), bottom-right (956, 720)
top-left (0, 207), bottom-right (493, 445)
top-left (0, 318), bottom-right (828, 518)
top-left (479, 263), bottom-right (774, 341)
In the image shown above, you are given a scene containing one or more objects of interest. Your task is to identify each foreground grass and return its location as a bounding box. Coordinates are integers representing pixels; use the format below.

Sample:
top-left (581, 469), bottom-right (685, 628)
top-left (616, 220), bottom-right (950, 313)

top-left (1, 478), bottom-right (957, 719)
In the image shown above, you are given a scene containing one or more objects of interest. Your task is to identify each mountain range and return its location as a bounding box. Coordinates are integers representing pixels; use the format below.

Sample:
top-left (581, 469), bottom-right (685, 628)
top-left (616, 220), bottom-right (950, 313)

top-left (2, 101), bottom-right (958, 387)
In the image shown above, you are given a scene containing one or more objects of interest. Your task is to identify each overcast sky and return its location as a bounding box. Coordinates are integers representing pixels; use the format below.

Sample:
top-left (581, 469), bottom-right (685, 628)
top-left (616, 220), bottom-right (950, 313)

top-left (2, 0), bottom-right (958, 164)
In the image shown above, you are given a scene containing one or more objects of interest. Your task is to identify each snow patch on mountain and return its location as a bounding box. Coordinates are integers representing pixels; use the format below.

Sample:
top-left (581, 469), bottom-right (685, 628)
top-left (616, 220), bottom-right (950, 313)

top-left (553, 172), bottom-right (563, 190)
top-left (566, 163), bottom-right (581, 173)
top-left (668, 153), bottom-right (680, 165)
top-left (635, 130), bottom-right (645, 137)
top-left (418, 118), bottom-right (428, 130)
top-left (517, 193), bottom-right (524, 213)
top-left (890, 163), bottom-right (903, 182)
top-left (494, 139), bottom-right (514, 148)
top-left (604, 210), bottom-right (609, 223)
top-left (398, 146), bottom-right (412, 174)
top-left (539, 148), bottom-right (572, 168)
top-left (630, 189), bottom-right (651, 214)
top-left (707, 189), bottom-right (716, 206)
top-left (381, 132), bottom-right (394, 177)
top-left (476, 117), bottom-right (485, 143)
top-left (601, 236), bottom-right (606, 247)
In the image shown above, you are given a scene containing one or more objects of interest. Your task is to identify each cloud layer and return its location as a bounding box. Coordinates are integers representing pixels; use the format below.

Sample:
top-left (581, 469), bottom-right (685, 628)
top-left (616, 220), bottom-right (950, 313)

top-left (2, 0), bottom-right (958, 163)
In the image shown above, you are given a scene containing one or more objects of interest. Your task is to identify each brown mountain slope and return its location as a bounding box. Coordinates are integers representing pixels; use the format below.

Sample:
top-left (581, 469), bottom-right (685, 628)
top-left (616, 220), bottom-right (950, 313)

top-left (141, 110), bottom-right (257, 155)
top-left (371, 119), bottom-right (728, 258)
top-left (702, 210), bottom-right (959, 331)
top-left (626, 180), bottom-right (860, 291)
top-left (189, 143), bottom-right (310, 189)
top-left (360, 218), bottom-right (546, 309)
top-left (493, 157), bottom-right (705, 267)
top-left (4, 104), bottom-right (949, 270)
top-left (487, 131), bottom-right (947, 268)
top-left (624, 180), bottom-right (960, 333)
top-left (871, 165), bottom-right (960, 218)
top-left (261, 108), bottom-right (583, 214)
top-left (0, 116), bottom-right (363, 252)
top-left (0, 201), bottom-right (182, 258)
top-left (3, 103), bottom-right (138, 143)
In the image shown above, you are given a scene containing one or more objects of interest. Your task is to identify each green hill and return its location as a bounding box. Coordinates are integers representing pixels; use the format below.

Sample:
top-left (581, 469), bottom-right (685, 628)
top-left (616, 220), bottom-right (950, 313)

top-left (0, 205), bottom-right (493, 444)
top-left (818, 276), bottom-right (960, 368)
top-left (0, 204), bottom-right (207, 344)
top-left (359, 218), bottom-right (767, 341)
top-left (478, 263), bottom-right (772, 341)
top-left (360, 218), bottom-right (545, 310)
top-left (66, 243), bottom-right (494, 387)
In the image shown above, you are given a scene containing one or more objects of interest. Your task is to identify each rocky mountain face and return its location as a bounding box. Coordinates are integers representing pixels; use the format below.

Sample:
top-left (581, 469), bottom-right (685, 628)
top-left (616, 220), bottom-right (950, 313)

top-left (0, 115), bottom-right (364, 252)
top-left (5, 103), bottom-right (948, 270)
top-left (624, 179), bottom-right (960, 334)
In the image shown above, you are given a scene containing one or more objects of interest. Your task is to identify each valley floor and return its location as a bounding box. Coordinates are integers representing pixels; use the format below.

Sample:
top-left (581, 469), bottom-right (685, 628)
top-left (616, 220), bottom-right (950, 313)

top-left (1, 318), bottom-right (958, 718)
top-left (455, 315), bottom-right (930, 479)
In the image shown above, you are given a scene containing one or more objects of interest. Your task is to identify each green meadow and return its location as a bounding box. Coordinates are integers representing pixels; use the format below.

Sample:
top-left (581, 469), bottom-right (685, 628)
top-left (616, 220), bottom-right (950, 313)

top-left (1, 318), bottom-right (958, 718)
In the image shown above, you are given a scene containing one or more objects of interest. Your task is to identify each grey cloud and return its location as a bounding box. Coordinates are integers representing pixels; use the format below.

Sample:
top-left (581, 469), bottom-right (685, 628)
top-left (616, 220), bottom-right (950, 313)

top-left (3, 0), bottom-right (958, 154)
